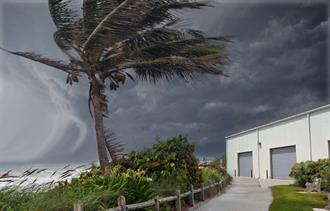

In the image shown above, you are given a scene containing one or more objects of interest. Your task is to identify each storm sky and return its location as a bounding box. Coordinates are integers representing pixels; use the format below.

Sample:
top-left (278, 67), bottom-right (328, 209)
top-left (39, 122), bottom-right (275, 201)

top-left (0, 0), bottom-right (329, 165)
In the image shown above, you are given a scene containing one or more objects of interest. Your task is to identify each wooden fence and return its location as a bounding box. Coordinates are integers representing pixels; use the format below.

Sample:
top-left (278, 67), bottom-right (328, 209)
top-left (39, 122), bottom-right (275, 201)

top-left (73, 175), bottom-right (231, 211)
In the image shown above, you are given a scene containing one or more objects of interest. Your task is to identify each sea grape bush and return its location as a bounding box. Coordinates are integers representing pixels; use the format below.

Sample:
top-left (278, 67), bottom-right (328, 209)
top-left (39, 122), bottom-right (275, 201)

top-left (290, 159), bottom-right (330, 191)
top-left (121, 135), bottom-right (203, 192)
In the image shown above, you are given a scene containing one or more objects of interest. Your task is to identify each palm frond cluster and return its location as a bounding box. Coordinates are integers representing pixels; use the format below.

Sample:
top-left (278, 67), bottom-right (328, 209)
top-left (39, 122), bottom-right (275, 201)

top-left (4, 0), bottom-right (229, 86)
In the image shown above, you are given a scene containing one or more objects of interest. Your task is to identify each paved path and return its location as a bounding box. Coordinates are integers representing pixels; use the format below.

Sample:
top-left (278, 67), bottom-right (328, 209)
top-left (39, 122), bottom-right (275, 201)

top-left (191, 177), bottom-right (273, 211)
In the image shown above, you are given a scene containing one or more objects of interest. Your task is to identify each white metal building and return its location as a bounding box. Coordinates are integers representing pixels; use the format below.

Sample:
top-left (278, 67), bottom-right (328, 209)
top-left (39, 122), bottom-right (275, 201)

top-left (226, 104), bottom-right (330, 180)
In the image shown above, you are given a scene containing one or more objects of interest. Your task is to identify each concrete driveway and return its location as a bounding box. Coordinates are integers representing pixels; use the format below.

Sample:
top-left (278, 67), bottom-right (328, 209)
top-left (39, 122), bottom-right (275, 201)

top-left (191, 177), bottom-right (273, 211)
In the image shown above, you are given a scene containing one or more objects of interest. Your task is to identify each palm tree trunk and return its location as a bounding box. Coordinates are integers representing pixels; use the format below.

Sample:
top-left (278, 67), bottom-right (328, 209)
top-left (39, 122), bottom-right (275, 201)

top-left (90, 83), bottom-right (109, 173)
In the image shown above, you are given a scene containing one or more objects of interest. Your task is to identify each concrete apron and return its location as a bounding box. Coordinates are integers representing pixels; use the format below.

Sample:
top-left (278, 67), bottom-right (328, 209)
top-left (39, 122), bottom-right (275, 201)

top-left (259, 178), bottom-right (294, 188)
top-left (191, 177), bottom-right (273, 211)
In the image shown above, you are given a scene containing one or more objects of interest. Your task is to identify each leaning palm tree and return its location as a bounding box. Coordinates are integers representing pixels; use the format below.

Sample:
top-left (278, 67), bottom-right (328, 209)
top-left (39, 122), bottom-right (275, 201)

top-left (1, 0), bottom-right (229, 172)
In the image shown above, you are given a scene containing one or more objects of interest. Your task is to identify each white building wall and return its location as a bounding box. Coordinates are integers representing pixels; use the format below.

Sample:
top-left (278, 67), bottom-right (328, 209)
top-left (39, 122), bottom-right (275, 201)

top-left (226, 104), bottom-right (330, 179)
top-left (258, 116), bottom-right (311, 179)
top-left (310, 107), bottom-right (330, 160)
top-left (226, 131), bottom-right (258, 177)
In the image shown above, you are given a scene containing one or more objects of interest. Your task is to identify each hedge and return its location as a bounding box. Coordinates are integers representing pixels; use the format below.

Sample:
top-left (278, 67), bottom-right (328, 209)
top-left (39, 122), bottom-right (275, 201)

top-left (290, 159), bottom-right (330, 191)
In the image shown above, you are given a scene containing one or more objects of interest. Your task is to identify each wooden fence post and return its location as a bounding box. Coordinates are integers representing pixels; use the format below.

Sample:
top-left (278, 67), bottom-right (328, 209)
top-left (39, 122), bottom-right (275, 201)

top-left (217, 181), bottom-right (221, 192)
top-left (208, 182), bottom-right (212, 197)
top-left (73, 201), bottom-right (84, 211)
top-left (201, 183), bottom-right (205, 201)
top-left (176, 190), bottom-right (181, 211)
top-left (190, 184), bottom-right (195, 206)
top-left (154, 195), bottom-right (160, 211)
top-left (117, 195), bottom-right (126, 211)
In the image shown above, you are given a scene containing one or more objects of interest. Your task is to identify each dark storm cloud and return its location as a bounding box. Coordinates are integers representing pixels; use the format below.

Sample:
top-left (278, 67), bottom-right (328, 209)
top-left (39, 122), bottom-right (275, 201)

top-left (0, 1), bottom-right (328, 164)
top-left (110, 2), bottom-right (329, 157)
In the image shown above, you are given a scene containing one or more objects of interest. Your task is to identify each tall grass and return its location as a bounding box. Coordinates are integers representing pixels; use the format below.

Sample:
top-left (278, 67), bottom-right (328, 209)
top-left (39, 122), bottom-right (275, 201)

top-left (0, 166), bottom-right (156, 211)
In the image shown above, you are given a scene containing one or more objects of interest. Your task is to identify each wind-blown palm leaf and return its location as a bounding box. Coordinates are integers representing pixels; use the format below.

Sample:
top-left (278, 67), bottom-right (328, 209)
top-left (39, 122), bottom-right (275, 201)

top-left (95, 29), bottom-right (228, 73)
top-left (143, 1), bottom-right (209, 27)
top-left (83, 0), bottom-right (157, 51)
top-left (94, 28), bottom-right (185, 71)
top-left (48, 0), bottom-right (84, 48)
top-left (116, 56), bottom-right (226, 81)
top-left (128, 37), bottom-right (228, 60)
top-left (83, 0), bottom-right (123, 36)
top-left (138, 45), bottom-right (225, 60)
top-left (0, 48), bottom-right (83, 74)
top-left (123, 28), bottom-right (185, 52)
top-left (53, 30), bottom-right (84, 62)
top-left (83, 0), bottom-right (209, 53)
top-left (124, 28), bottom-right (229, 52)
top-left (104, 128), bottom-right (124, 164)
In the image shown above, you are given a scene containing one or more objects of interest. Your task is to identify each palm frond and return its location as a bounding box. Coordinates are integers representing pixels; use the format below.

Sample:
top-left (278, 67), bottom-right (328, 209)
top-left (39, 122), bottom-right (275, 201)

top-left (83, 0), bottom-right (123, 36)
top-left (104, 128), bottom-right (124, 164)
top-left (130, 38), bottom-right (228, 60)
top-left (82, 0), bottom-right (209, 52)
top-left (83, 0), bottom-right (153, 51)
top-left (93, 28), bottom-right (185, 71)
top-left (0, 48), bottom-right (83, 74)
top-left (53, 30), bottom-right (84, 62)
top-left (48, 0), bottom-right (84, 47)
top-left (116, 56), bottom-right (226, 82)
top-left (123, 28), bottom-right (185, 52)
top-left (143, 1), bottom-right (209, 27)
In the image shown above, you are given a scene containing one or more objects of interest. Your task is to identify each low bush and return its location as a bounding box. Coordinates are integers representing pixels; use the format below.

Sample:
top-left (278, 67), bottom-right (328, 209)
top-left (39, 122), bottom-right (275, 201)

top-left (289, 159), bottom-right (330, 191)
top-left (207, 156), bottom-right (227, 177)
top-left (201, 168), bottom-right (221, 184)
top-left (121, 135), bottom-right (203, 193)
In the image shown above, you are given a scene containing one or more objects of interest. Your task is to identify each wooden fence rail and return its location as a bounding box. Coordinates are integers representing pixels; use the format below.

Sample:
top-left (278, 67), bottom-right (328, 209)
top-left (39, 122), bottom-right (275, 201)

top-left (73, 175), bottom-right (231, 211)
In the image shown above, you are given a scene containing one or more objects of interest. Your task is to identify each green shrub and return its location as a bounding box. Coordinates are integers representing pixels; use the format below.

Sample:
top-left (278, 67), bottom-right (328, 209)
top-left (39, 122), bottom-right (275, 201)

top-left (290, 159), bottom-right (330, 191)
top-left (201, 168), bottom-right (221, 184)
top-left (208, 156), bottom-right (227, 177)
top-left (121, 135), bottom-right (202, 193)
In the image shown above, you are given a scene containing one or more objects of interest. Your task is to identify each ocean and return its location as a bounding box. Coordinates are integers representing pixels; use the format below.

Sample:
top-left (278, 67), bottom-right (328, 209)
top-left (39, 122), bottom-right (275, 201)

top-left (0, 163), bottom-right (92, 190)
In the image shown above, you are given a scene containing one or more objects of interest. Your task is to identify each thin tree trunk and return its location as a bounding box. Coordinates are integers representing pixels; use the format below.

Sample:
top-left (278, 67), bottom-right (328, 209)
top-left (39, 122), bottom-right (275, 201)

top-left (90, 83), bottom-right (109, 173)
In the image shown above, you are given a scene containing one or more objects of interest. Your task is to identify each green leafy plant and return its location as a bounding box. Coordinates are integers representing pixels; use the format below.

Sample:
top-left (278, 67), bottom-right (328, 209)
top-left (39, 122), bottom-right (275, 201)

top-left (207, 156), bottom-right (227, 177)
top-left (290, 159), bottom-right (330, 191)
top-left (201, 168), bottom-right (221, 184)
top-left (122, 135), bottom-right (202, 194)
top-left (0, 167), bottom-right (156, 211)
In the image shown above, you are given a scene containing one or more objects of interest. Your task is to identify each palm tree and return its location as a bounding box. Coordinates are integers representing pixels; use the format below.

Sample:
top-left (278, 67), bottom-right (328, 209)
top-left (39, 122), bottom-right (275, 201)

top-left (1, 0), bottom-right (229, 172)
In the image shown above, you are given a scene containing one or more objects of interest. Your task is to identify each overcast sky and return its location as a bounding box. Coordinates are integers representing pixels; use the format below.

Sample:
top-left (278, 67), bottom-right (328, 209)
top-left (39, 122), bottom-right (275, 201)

top-left (0, 0), bottom-right (329, 166)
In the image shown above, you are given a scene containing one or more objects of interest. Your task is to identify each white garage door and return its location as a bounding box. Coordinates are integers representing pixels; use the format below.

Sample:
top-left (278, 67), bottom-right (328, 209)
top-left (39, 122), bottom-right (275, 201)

top-left (271, 146), bottom-right (296, 180)
top-left (238, 151), bottom-right (253, 177)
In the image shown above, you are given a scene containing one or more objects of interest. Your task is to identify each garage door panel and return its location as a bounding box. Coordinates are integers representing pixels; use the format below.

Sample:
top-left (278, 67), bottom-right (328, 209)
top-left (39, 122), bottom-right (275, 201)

top-left (238, 152), bottom-right (253, 177)
top-left (271, 146), bottom-right (296, 180)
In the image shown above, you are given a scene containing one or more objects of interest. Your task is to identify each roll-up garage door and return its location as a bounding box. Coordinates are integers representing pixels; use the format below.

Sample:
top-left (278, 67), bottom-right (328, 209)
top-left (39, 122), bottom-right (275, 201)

top-left (238, 151), bottom-right (253, 177)
top-left (271, 146), bottom-right (296, 180)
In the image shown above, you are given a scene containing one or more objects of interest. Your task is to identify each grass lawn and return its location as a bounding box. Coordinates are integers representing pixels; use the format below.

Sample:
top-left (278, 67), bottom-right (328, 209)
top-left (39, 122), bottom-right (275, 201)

top-left (269, 185), bottom-right (328, 211)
